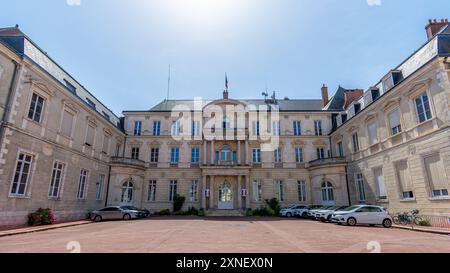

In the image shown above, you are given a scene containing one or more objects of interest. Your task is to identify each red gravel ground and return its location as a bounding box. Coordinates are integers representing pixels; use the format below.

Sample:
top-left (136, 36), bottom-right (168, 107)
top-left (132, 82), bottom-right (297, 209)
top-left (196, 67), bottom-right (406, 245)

top-left (0, 217), bottom-right (449, 253)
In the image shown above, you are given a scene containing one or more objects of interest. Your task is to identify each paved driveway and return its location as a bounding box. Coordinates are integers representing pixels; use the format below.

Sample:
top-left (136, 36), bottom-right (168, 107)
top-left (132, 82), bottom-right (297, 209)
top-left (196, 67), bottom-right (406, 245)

top-left (0, 217), bottom-right (449, 253)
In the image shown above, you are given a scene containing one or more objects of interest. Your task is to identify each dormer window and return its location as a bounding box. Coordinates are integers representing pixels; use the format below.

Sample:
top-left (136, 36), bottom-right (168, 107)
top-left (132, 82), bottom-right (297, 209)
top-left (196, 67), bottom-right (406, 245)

top-left (382, 70), bottom-right (403, 92)
top-left (371, 88), bottom-right (380, 101)
top-left (64, 79), bottom-right (76, 93)
top-left (354, 103), bottom-right (361, 114)
top-left (86, 98), bottom-right (96, 109)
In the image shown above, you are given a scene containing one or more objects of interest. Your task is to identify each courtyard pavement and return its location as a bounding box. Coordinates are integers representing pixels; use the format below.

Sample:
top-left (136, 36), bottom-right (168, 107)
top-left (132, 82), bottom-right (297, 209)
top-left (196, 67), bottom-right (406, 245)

top-left (0, 217), bottom-right (449, 253)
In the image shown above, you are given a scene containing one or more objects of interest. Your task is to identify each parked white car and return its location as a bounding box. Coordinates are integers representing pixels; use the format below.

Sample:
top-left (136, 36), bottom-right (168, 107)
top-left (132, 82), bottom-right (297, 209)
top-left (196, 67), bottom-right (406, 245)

top-left (330, 205), bottom-right (393, 228)
top-left (279, 205), bottom-right (308, 217)
top-left (307, 206), bottom-right (332, 219)
top-left (315, 206), bottom-right (349, 222)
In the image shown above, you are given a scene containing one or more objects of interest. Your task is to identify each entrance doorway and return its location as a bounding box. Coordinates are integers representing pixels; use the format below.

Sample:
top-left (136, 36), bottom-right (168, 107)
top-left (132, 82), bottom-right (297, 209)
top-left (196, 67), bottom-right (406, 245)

top-left (218, 181), bottom-right (233, 210)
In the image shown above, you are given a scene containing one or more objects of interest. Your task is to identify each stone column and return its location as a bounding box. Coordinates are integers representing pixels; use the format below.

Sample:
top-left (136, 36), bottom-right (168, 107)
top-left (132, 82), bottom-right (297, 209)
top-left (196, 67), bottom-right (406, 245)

top-left (237, 175), bottom-right (242, 209)
top-left (211, 140), bottom-right (215, 165)
top-left (209, 175), bottom-right (215, 209)
top-left (203, 141), bottom-right (208, 165)
top-left (245, 175), bottom-right (250, 208)
top-left (202, 175), bottom-right (207, 208)
top-left (245, 140), bottom-right (249, 165)
top-left (237, 141), bottom-right (241, 165)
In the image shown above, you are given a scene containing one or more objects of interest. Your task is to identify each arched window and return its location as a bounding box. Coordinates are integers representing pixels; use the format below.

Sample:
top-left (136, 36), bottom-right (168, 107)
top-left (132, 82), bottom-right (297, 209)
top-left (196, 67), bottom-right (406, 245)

top-left (220, 145), bottom-right (232, 161)
top-left (321, 181), bottom-right (334, 201)
top-left (121, 180), bottom-right (134, 203)
top-left (223, 117), bottom-right (231, 130)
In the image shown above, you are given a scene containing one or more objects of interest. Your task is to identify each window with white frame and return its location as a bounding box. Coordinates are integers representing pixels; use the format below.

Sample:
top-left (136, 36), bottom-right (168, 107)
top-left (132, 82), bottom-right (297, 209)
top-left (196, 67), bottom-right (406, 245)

top-left (76, 169), bottom-right (89, 199)
top-left (355, 173), bottom-right (366, 202)
top-left (297, 180), bottom-right (307, 202)
top-left (190, 180), bottom-right (198, 202)
top-left (252, 121), bottom-right (260, 137)
top-left (274, 148), bottom-right (282, 163)
top-left (10, 152), bottom-right (34, 196)
top-left (171, 121), bottom-right (182, 136)
top-left (115, 143), bottom-right (122, 157)
top-left (352, 132), bottom-right (360, 153)
top-left (134, 121), bottom-right (142, 136)
top-left (374, 168), bottom-right (387, 200)
top-left (293, 121), bottom-right (301, 136)
top-left (150, 148), bottom-right (159, 163)
top-left (102, 134), bottom-right (110, 154)
top-left (321, 181), bottom-right (334, 201)
top-left (96, 174), bottom-right (105, 200)
top-left (272, 120), bottom-right (280, 136)
top-left (316, 148), bottom-right (325, 159)
top-left (314, 120), bottom-right (323, 136)
top-left (191, 147), bottom-right (200, 163)
top-left (28, 93), bottom-right (45, 123)
top-left (295, 147), bottom-right (304, 163)
top-left (276, 180), bottom-right (285, 202)
top-left (48, 161), bottom-right (65, 198)
top-left (60, 109), bottom-right (74, 137)
top-left (153, 121), bottom-right (161, 136)
top-left (148, 180), bottom-right (157, 201)
top-left (424, 153), bottom-right (449, 197)
top-left (252, 148), bottom-right (261, 163)
top-left (131, 147), bottom-right (140, 160)
top-left (368, 122), bottom-right (378, 145)
top-left (85, 124), bottom-right (95, 147)
top-left (337, 142), bottom-right (344, 157)
top-left (121, 180), bottom-right (134, 203)
top-left (192, 120), bottom-right (201, 137)
top-left (415, 92), bottom-right (433, 123)
top-left (169, 180), bottom-right (178, 201)
top-left (395, 161), bottom-right (414, 199)
top-left (388, 109), bottom-right (402, 135)
top-left (171, 147), bottom-right (180, 164)
top-left (252, 180), bottom-right (262, 202)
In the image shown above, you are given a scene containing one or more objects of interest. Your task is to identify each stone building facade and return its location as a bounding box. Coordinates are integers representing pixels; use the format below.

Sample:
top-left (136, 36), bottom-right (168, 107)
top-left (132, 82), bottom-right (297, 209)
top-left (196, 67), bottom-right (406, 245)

top-left (0, 20), bottom-right (449, 226)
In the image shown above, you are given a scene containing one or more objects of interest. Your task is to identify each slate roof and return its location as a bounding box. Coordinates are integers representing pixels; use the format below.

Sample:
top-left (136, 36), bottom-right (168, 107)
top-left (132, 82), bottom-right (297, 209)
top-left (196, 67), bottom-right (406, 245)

top-left (127, 98), bottom-right (327, 112)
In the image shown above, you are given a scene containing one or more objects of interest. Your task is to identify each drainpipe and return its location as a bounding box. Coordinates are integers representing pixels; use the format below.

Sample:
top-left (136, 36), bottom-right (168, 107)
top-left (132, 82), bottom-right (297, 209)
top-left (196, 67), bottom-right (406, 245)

top-left (344, 165), bottom-right (352, 206)
top-left (104, 164), bottom-right (112, 207)
top-left (0, 60), bottom-right (21, 146)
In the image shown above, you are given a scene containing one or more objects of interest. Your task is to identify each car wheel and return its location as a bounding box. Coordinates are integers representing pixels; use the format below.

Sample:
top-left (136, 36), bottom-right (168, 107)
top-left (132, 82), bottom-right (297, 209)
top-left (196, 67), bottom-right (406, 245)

top-left (326, 215), bottom-right (332, 222)
top-left (382, 219), bottom-right (392, 228)
top-left (286, 212), bottom-right (292, 217)
top-left (123, 214), bottom-right (131, 220)
top-left (301, 212), bottom-right (307, 218)
top-left (94, 215), bottom-right (102, 222)
top-left (347, 217), bottom-right (357, 226)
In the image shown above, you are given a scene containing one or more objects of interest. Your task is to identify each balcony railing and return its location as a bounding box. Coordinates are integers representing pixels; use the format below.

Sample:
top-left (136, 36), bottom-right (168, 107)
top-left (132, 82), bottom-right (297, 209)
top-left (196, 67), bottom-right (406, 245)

top-left (110, 157), bottom-right (146, 168)
top-left (308, 157), bottom-right (347, 168)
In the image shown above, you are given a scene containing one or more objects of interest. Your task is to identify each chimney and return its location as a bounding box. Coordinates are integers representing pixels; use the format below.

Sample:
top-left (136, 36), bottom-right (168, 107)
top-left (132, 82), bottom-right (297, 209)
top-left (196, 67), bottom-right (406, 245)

top-left (223, 90), bottom-right (229, 100)
top-left (426, 18), bottom-right (449, 40)
top-left (321, 84), bottom-right (329, 107)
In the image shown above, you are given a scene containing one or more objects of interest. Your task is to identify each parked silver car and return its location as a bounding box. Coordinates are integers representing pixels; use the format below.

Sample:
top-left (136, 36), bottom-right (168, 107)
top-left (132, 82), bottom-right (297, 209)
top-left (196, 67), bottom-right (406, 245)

top-left (90, 206), bottom-right (146, 222)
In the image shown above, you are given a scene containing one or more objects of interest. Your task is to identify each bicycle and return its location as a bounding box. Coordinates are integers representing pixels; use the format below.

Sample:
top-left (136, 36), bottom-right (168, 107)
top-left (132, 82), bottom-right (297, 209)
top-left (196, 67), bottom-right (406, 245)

top-left (392, 209), bottom-right (423, 225)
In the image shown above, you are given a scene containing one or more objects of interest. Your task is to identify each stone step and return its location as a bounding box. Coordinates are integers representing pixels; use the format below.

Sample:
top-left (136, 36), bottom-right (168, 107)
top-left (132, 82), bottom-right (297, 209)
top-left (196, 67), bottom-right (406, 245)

top-left (206, 209), bottom-right (245, 217)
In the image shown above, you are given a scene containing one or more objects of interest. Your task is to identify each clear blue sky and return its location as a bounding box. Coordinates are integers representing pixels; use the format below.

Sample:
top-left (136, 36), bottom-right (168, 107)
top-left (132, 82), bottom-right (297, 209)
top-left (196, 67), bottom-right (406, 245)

top-left (1, 0), bottom-right (449, 115)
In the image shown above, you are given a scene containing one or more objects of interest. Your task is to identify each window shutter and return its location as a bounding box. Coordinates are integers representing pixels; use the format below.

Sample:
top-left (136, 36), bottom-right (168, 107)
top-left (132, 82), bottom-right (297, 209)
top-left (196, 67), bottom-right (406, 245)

top-left (396, 161), bottom-right (412, 192)
top-left (424, 154), bottom-right (448, 191)
top-left (86, 125), bottom-right (95, 145)
top-left (374, 168), bottom-right (387, 198)
top-left (61, 110), bottom-right (74, 137)
top-left (389, 109), bottom-right (400, 128)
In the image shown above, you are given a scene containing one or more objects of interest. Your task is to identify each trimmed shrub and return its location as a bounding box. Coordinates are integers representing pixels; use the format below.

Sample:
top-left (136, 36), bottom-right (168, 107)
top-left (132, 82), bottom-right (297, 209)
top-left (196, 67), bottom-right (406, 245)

top-left (158, 209), bottom-right (171, 216)
top-left (418, 219), bottom-right (431, 226)
top-left (198, 208), bottom-right (205, 217)
top-left (173, 195), bottom-right (186, 212)
top-left (187, 207), bottom-right (199, 216)
top-left (265, 198), bottom-right (281, 215)
top-left (28, 208), bottom-right (56, 226)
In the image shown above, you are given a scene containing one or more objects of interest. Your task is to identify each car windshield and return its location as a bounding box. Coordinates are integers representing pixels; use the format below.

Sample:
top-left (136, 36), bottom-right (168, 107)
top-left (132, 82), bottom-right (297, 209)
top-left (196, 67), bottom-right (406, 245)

top-left (339, 205), bottom-right (361, 211)
top-left (335, 206), bottom-right (349, 211)
top-left (325, 206), bottom-right (338, 210)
